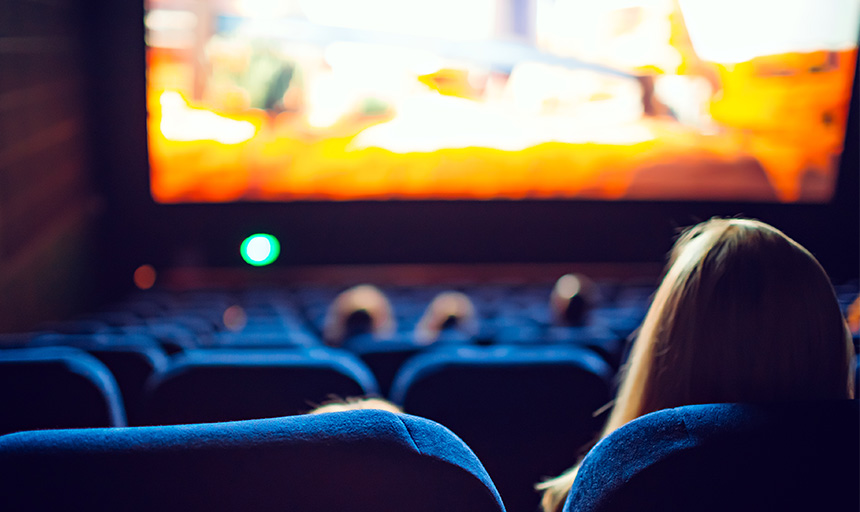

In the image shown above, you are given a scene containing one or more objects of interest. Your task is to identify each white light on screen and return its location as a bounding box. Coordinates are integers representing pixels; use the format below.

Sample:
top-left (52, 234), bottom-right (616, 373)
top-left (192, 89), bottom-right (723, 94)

top-left (159, 91), bottom-right (256, 144)
top-left (679, 0), bottom-right (860, 63)
top-left (298, 0), bottom-right (496, 40)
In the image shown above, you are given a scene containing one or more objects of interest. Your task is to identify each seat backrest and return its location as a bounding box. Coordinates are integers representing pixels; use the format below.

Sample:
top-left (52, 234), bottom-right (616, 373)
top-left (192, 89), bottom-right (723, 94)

top-left (29, 334), bottom-right (169, 425)
top-left (0, 347), bottom-right (126, 435)
top-left (391, 345), bottom-right (612, 512)
top-left (0, 409), bottom-right (506, 512)
top-left (142, 347), bottom-right (379, 425)
top-left (346, 334), bottom-right (427, 397)
top-left (565, 401), bottom-right (860, 512)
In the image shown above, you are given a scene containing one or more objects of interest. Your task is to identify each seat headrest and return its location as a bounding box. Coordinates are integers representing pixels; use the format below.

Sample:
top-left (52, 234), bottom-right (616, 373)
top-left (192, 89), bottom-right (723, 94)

top-left (0, 346), bottom-right (126, 433)
top-left (0, 409), bottom-right (506, 512)
top-left (566, 401), bottom-right (860, 512)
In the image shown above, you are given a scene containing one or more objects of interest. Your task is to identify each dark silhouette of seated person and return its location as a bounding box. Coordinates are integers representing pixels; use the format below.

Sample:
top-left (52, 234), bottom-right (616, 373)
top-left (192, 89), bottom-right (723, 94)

top-left (550, 273), bottom-right (599, 327)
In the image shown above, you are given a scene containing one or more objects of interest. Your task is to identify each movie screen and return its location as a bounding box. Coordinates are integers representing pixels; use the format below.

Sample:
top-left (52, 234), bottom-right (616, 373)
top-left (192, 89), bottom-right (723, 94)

top-left (145, 0), bottom-right (859, 203)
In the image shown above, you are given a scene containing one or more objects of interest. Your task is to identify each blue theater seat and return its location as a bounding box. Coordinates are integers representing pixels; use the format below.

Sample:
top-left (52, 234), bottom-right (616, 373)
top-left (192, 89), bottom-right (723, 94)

top-left (29, 334), bottom-right (169, 426)
top-left (0, 409), bottom-right (506, 512)
top-left (390, 345), bottom-right (612, 512)
top-left (0, 347), bottom-right (126, 435)
top-left (564, 401), bottom-right (860, 512)
top-left (118, 322), bottom-right (199, 353)
top-left (208, 330), bottom-right (320, 348)
top-left (346, 334), bottom-right (431, 397)
top-left (542, 325), bottom-right (625, 370)
top-left (142, 348), bottom-right (380, 425)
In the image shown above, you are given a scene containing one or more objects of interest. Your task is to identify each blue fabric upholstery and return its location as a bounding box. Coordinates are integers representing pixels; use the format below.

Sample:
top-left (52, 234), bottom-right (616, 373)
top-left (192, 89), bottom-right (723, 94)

top-left (565, 401), bottom-right (860, 512)
top-left (29, 332), bottom-right (157, 348)
top-left (542, 325), bottom-right (625, 370)
top-left (209, 330), bottom-right (320, 347)
top-left (29, 334), bottom-right (169, 425)
top-left (0, 347), bottom-right (126, 435)
top-left (0, 409), bottom-right (506, 512)
top-left (119, 322), bottom-right (198, 353)
top-left (346, 334), bottom-right (427, 397)
top-left (391, 345), bottom-right (612, 512)
top-left (143, 348), bottom-right (380, 425)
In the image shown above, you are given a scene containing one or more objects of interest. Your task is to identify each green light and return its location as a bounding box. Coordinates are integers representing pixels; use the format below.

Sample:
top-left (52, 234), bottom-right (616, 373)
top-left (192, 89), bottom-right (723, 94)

top-left (240, 234), bottom-right (280, 266)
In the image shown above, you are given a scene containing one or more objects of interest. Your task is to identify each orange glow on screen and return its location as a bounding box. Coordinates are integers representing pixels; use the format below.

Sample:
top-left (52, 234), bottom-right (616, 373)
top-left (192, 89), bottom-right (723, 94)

top-left (144, 0), bottom-right (859, 204)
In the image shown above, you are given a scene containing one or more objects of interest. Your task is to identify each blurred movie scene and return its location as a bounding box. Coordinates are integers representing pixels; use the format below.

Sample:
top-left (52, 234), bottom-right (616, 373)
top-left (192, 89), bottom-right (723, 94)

top-left (145, 0), bottom-right (860, 203)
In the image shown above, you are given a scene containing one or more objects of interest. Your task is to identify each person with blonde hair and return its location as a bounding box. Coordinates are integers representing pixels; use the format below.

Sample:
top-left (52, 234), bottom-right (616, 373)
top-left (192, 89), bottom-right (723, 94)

top-left (309, 396), bottom-right (403, 415)
top-left (414, 291), bottom-right (479, 345)
top-left (324, 285), bottom-right (481, 347)
top-left (322, 285), bottom-right (397, 347)
top-left (537, 217), bottom-right (856, 512)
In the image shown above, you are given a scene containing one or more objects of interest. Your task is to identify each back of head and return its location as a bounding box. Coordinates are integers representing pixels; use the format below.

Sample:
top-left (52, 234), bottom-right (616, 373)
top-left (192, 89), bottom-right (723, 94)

top-left (309, 397), bottom-right (403, 414)
top-left (550, 274), bottom-right (598, 327)
top-left (614, 218), bottom-right (853, 426)
top-left (538, 218), bottom-right (855, 512)
top-left (414, 291), bottom-right (479, 345)
top-left (323, 285), bottom-right (396, 347)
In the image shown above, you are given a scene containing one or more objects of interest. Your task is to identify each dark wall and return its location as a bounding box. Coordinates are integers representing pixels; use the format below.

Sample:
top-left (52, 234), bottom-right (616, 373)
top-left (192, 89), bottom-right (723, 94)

top-left (0, 0), bottom-right (101, 331)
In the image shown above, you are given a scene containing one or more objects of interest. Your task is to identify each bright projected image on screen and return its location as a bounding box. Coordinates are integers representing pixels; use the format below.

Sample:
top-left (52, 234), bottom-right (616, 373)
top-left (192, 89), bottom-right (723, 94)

top-left (145, 0), bottom-right (859, 203)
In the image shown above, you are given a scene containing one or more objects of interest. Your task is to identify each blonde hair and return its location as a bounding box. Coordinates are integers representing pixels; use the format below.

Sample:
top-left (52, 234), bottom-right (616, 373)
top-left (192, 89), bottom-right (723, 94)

top-left (309, 396), bottom-right (403, 415)
top-left (322, 285), bottom-right (396, 347)
top-left (538, 218), bottom-right (855, 512)
top-left (414, 291), bottom-right (479, 345)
